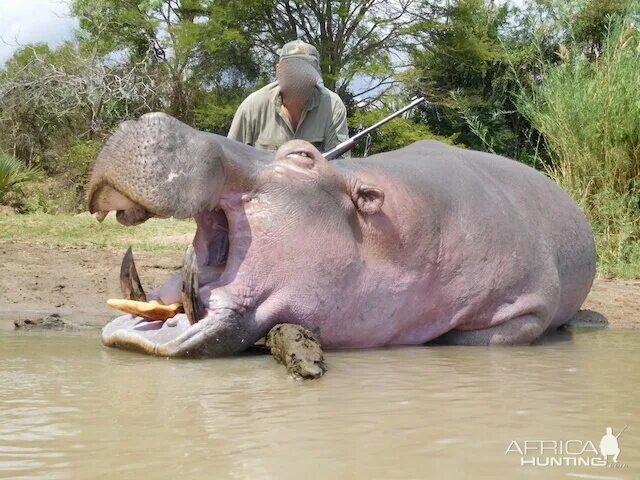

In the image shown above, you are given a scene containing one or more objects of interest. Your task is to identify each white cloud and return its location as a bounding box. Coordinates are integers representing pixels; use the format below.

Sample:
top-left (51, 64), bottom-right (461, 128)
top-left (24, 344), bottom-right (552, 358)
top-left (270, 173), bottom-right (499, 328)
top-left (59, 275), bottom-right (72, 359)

top-left (0, 0), bottom-right (78, 65)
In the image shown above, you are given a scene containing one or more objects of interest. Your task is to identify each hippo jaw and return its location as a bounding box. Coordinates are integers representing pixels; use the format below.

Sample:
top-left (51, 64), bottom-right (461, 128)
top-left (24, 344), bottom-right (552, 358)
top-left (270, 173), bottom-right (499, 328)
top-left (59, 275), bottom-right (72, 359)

top-left (101, 295), bottom-right (262, 358)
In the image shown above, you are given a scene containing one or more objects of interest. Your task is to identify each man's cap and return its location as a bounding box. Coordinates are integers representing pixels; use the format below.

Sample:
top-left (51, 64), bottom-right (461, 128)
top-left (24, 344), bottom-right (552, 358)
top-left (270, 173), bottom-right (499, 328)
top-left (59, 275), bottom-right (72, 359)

top-left (279, 40), bottom-right (321, 73)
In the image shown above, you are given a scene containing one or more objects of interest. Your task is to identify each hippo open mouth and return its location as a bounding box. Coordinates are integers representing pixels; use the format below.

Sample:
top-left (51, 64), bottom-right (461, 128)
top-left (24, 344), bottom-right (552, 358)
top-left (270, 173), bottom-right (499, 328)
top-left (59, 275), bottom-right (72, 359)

top-left (87, 112), bottom-right (375, 357)
top-left (86, 113), bottom-right (274, 357)
top-left (95, 203), bottom-right (251, 357)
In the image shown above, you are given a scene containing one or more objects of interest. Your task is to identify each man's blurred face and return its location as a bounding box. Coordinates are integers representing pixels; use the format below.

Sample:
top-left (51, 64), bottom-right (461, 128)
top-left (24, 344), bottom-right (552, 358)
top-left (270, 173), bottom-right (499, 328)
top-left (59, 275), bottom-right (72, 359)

top-left (276, 58), bottom-right (319, 106)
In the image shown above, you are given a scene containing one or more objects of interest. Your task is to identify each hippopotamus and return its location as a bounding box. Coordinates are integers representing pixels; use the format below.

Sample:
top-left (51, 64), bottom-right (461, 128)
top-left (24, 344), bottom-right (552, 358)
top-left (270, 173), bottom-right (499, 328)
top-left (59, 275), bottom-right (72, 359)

top-left (88, 112), bottom-right (596, 357)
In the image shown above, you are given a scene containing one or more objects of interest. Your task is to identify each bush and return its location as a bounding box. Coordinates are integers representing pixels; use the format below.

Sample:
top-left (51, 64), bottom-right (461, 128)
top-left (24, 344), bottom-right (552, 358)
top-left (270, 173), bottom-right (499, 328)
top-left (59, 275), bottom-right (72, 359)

top-left (348, 107), bottom-right (458, 157)
top-left (9, 140), bottom-right (101, 214)
top-left (60, 140), bottom-right (102, 212)
top-left (519, 19), bottom-right (640, 277)
top-left (18, 179), bottom-right (85, 214)
top-left (0, 154), bottom-right (42, 204)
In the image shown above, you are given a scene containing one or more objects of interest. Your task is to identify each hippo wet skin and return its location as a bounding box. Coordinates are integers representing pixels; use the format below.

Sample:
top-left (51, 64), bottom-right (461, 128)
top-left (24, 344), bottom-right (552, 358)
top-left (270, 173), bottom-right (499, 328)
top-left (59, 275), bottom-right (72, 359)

top-left (88, 112), bottom-right (596, 357)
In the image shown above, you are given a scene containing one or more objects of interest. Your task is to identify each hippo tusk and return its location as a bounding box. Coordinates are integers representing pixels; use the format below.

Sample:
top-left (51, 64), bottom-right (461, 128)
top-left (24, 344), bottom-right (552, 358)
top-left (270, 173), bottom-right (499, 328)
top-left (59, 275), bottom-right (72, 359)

top-left (181, 245), bottom-right (205, 325)
top-left (120, 246), bottom-right (147, 302)
top-left (106, 299), bottom-right (183, 321)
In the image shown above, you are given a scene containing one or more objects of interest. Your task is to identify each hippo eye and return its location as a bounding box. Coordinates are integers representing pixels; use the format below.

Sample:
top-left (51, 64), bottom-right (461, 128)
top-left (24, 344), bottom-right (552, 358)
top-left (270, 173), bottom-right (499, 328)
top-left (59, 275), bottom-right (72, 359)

top-left (287, 151), bottom-right (309, 158)
top-left (285, 150), bottom-right (315, 168)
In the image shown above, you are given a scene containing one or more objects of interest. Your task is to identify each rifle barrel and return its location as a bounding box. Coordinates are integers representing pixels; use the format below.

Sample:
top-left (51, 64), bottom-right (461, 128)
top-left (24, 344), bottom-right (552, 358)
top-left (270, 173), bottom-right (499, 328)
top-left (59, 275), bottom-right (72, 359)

top-left (615, 425), bottom-right (628, 439)
top-left (323, 97), bottom-right (427, 160)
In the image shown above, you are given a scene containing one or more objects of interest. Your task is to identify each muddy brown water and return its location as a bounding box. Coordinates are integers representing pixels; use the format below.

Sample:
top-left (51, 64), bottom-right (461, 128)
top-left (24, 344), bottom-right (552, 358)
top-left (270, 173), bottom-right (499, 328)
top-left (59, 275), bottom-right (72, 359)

top-left (1, 324), bottom-right (638, 480)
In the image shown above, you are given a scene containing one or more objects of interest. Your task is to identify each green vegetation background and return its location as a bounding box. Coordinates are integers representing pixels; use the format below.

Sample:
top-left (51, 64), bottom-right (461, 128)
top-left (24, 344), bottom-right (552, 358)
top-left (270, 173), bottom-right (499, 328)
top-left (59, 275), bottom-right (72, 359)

top-left (0, 0), bottom-right (638, 278)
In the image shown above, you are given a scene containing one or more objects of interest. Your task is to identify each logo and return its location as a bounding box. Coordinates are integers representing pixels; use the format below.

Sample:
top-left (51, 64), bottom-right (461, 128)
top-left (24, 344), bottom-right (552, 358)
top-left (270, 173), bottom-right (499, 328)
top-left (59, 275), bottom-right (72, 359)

top-left (505, 426), bottom-right (629, 468)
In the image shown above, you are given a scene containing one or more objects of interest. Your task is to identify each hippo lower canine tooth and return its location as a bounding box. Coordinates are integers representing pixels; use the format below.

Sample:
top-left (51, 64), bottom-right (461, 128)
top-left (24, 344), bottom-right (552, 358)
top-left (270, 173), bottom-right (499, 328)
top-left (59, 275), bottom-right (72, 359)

top-left (181, 245), bottom-right (205, 325)
top-left (120, 246), bottom-right (147, 301)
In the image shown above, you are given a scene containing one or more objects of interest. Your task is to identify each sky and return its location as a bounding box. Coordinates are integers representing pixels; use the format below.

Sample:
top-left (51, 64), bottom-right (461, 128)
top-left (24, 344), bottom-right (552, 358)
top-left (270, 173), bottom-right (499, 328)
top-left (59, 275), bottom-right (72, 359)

top-left (0, 0), bottom-right (77, 65)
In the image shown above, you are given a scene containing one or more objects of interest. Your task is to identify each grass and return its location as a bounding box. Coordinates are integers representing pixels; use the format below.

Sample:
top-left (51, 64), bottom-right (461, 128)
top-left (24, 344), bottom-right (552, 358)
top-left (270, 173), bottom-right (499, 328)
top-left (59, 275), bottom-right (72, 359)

top-left (518, 19), bottom-right (640, 279)
top-left (0, 213), bottom-right (196, 252)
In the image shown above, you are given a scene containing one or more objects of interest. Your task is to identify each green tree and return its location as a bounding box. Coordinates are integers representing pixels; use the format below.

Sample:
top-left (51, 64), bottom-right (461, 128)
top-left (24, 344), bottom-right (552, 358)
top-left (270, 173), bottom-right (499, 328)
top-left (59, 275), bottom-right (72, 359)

top-left (405, 0), bottom-right (526, 156)
top-left (225, 0), bottom-right (427, 105)
top-left (572, 0), bottom-right (635, 58)
top-left (72, 0), bottom-right (260, 120)
top-left (349, 101), bottom-right (456, 156)
top-left (0, 41), bottom-right (168, 167)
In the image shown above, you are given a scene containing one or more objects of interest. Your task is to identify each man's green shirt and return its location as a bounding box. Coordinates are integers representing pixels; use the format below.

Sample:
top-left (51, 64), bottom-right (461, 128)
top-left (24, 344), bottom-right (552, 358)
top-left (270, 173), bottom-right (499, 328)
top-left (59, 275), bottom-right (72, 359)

top-left (227, 82), bottom-right (349, 157)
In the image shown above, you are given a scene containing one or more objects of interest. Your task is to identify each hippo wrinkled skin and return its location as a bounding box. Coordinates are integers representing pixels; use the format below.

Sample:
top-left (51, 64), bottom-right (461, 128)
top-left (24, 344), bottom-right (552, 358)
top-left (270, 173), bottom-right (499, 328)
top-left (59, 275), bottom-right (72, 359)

top-left (89, 112), bottom-right (595, 357)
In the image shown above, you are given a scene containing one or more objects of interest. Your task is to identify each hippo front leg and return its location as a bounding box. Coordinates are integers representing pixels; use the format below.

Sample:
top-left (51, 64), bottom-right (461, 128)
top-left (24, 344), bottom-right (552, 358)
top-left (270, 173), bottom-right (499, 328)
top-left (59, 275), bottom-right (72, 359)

top-left (432, 314), bottom-right (550, 346)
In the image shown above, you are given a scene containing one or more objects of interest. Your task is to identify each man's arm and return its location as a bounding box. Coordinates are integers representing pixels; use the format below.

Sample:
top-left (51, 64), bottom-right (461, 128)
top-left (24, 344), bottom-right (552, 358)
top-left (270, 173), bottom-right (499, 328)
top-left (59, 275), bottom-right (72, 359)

top-left (227, 101), bottom-right (253, 145)
top-left (324, 99), bottom-right (350, 158)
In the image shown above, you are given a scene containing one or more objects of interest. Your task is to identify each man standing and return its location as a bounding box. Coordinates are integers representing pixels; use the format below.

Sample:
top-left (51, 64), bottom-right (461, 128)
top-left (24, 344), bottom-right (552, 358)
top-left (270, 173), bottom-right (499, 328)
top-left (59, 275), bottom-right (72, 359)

top-left (227, 40), bottom-right (349, 157)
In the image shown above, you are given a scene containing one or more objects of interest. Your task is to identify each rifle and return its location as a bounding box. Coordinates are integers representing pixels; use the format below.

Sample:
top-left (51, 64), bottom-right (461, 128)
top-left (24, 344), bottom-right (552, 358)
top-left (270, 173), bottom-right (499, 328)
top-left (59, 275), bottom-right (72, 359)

top-left (323, 96), bottom-right (427, 160)
top-left (615, 425), bottom-right (628, 439)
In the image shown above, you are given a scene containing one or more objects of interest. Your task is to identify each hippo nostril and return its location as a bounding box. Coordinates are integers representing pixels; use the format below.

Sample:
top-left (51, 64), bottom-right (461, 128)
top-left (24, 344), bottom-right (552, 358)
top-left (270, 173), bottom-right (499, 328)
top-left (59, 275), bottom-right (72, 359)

top-left (116, 204), bottom-right (150, 226)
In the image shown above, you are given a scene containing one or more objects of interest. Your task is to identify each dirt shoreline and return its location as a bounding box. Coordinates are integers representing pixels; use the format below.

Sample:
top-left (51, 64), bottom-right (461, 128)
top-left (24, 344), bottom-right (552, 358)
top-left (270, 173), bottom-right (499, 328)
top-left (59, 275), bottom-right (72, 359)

top-left (0, 240), bottom-right (638, 329)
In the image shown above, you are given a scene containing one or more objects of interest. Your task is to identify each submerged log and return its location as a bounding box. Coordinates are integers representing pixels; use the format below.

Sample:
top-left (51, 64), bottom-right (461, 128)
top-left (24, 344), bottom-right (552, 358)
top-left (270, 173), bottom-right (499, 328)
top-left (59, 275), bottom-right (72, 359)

top-left (266, 324), bottom-right (327, 380)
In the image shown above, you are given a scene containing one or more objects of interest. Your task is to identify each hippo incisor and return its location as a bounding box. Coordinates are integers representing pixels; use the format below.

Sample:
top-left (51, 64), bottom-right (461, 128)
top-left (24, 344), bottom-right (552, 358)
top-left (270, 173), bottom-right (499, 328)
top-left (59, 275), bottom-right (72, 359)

top-left (88, 112), bottom-right (596, 357)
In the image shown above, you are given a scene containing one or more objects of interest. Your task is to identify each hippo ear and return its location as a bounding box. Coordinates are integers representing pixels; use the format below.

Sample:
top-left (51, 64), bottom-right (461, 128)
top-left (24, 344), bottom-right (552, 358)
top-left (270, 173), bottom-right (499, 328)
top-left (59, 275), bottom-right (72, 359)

top-left (351, 184), bottom-right (385, 215)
